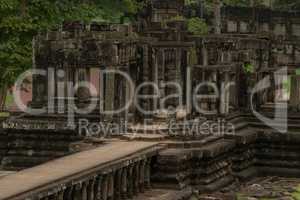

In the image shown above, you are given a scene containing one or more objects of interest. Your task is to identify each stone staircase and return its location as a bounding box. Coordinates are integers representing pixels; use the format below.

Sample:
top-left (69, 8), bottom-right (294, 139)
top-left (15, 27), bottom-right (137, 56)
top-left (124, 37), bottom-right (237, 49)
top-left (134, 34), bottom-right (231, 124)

top-left (227, 112), bottom-right (300, 179)
top-left (152, 135), bottom-right (236, 193)
top-left (151, 112), bottom-right (300, 194)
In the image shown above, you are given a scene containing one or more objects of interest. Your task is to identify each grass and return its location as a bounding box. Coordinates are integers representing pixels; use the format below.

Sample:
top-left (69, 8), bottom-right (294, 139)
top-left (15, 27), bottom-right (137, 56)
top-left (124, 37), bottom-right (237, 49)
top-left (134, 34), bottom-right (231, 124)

top-left (292, 185), bottom-right (300, 200)
top-left (5, 93), bottom-right (13, 107)
top-left (292, 192), bottom-right (300, 200)
top-left (0, 112), bottom-right (9, 117)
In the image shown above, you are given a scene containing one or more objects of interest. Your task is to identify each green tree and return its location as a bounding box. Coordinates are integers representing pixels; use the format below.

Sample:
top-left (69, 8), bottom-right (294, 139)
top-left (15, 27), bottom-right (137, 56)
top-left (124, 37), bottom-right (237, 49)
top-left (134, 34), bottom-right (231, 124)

top-left (188, 17), bottom-right (208, 35)
top-left (0, 0), bottom-right (140, 110)
top-left (273, 0), bottom-right (300, 10)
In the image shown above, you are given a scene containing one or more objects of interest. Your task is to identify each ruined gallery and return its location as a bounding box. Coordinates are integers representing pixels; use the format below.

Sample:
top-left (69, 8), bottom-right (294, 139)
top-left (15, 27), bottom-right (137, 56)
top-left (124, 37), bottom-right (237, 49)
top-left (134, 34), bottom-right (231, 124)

top-left (0, 0), bottom-right (300, 199)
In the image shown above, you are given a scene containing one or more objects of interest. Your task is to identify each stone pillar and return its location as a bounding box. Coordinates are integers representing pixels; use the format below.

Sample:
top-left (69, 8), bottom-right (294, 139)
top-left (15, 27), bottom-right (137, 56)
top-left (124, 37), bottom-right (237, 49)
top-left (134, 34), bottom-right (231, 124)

top-left (213, 0), bottom-right (222, 34)
top-left (57, 68), bottom-right (66, 114)
top-left (101, 175), bottom-right (108, 200)
top-left (133, 162), bottom-right (140, 195)
top-left (94, 176), bottom-right (102, 200)
top-left (114, 170), bottom-right (122, 200)
top-left (125, 70), bottom-right (132, 123)
top-left (121, 168), bottom-right (127, 199)
top-left (139, 160), bottom-right (146, 193)
top-left (63, 186), bottom-right (73, 200)
top-left (47, 67), bottom-right (55, 113)
top-left (127, 165), bottom-right (134, 199)
top-left (176, 48), bottom-right (183, 92)
top-left (42, 196), bottom-right (49, 200)
top-left (290, 75), bottom-right (300, 111)
top-left (107, 173), bottom-right (114, 200)
top-left (81, 182), bottom-right (88, 200)
top-left (220, 72), bottom-right (230, 114)
top-left (202, 45), bottom-right (208, 66)
top-left (104, 72), bottom-right (115, 121)
top-left (87, 178), bottom-right (95, 200)
top-left (144, 159), bottom-right (151, 189)
top-left (73, 184), bottom-right (82, 200)
top-left (153, 49), bottom-right (159, 111)
top-left (57, 190), bottom-right (64, 200)
top-left (32, 38), bottom-right (47, 109)
top-left (99, 68), bottom-right (105, 118)
top-left (141, 45), bottom-right (151, 112)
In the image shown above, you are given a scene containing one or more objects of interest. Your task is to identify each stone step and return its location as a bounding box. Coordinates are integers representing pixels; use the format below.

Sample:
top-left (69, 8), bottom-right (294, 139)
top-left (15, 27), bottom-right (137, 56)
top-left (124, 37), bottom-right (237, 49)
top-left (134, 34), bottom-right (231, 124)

top-left (166, 136), bottom-right (223, 149)
top-left (196, 175), bottom-right (235, 193)
top-left (133, 188), bottom-right (192, 200)
top-left (225, 128), bottom-right (257, 145)
top-left (1, 156), bottom-right (55, 170)
top-left (199, 139), bottom-right (236, 159)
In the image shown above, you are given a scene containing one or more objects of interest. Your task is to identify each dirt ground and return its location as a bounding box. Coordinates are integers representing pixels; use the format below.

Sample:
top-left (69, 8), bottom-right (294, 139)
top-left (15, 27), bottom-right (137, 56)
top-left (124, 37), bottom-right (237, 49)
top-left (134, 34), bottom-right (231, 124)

top-left (197, 177), bottom-right (300, 200)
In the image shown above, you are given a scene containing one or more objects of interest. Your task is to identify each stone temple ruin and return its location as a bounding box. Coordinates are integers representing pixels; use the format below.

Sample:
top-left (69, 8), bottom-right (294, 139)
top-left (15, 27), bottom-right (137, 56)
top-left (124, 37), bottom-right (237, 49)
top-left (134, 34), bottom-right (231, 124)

top-left (1, 0), bottom-right (300, 199)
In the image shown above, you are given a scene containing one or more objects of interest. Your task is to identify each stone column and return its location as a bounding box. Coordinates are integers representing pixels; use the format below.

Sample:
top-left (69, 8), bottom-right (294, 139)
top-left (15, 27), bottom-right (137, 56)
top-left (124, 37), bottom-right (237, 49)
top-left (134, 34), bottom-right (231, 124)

top-left (121, 168), bottom-right (128, 199)
top-left (87, 178), bottom-right (96, 200)
top-left (141, 45), bottom-right (151, 112)
top-left (81, 182), bottom-right (88, 200)
top-left (153, 49), bottom-right (159, 111)
top-left (76, 68), bottom-right (90, 103)
top-left (42, 196), bottom-right (49, 200)
top-left (94, 176), bottom-right (102, 200)
top-left (63, 186), bottom-right (73, 200)
top-left (114, 169), bottom-right (122, 200)
top-left (214, 0), bottom-right (222, 34)
top-left (47, 67), bottom-right (55, 113)
top-left (202, 45), bottom-right (208, 66)
top-left (125, 69), bottom-right (132, 123)
top-left (220, 72), bottom-right (230, 114)
top-left (73, 184), bottom-right (82, 200)
top-left (157, 48), bottom-right (166, 110)
top-left (144, 159), bottom-right (151, 189)
top-left (107, 173), bottom-right (114, 200)
top-left (290, 75), bottom-right (300, 111)
top-left (57, 190), bottom-right (64, 200)
top-left (101, 175), bottom-right (108, 200)
top-left (32, 38), bottom-right (48, 109)
top-left (57, 68), bottom-right (66, 114)
top-left (133, 162), bottom-right (140, 195)
top-left (104, 72), bottom-right (115, 121)
top-left (176, 48), bottom-right (183, 93)
top-left (99, 68), bottom-right (105, 118)
top-left (127, 165), bottom-right (134, 199)
top-left (186, 66), bottom-right (192, 114)
top-left (139, 160), bottom-right (146, 193)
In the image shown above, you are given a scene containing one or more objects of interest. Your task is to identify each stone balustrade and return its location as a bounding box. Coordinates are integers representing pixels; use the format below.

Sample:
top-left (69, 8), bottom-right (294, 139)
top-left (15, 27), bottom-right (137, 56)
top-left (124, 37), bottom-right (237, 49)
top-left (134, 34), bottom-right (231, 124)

top-left (0, 142), bottom-right (163, 200)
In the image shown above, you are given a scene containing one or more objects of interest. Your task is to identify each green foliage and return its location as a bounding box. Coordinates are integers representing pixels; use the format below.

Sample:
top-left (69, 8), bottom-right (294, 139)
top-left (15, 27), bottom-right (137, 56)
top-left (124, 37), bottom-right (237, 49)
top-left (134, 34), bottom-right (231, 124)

top-left (273, 0), bottom-right (300, 10)
top-left (169, 15), bottom-right (186, 21)
top-left (0, 112), bottom-right (10, 117)
top-left (223, 0), bottom-right (250, 6)
top-left (188, 17), bottom-right (208, 36)
top-left (243, 62), bottom-right (254, 73)
top-left (0, 0), bottom-right (140, 93)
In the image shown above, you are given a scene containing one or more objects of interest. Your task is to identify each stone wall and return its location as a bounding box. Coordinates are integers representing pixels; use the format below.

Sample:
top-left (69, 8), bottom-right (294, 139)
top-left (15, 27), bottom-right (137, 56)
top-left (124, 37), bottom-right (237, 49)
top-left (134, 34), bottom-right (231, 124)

top-left (221, 6), bottom-right (300, 37)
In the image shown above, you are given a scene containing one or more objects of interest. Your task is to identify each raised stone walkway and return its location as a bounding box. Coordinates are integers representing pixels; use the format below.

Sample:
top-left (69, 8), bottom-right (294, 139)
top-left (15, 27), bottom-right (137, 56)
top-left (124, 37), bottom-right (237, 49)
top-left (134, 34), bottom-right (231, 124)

top-left (0, 141), bottom-right (161, 200)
